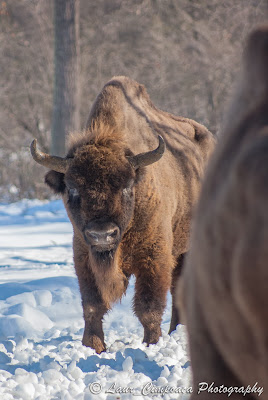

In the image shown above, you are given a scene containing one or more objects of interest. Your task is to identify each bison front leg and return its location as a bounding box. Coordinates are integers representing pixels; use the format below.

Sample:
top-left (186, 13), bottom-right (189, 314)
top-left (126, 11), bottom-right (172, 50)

top-left (81, 299), bottom-right (108, 354)
top-left (134, 265), bottom-right (171, 346)
top-left (169, 253), bottom-right (186, 333)
top-left (74, 251), bottom-right (108, 353)
top-left (78, 273), bottom-right (108, 353)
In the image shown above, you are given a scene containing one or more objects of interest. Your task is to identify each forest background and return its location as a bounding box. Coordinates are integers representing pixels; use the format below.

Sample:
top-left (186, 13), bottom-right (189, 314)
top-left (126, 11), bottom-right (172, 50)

top-left (0, 0), bottom-right (266, 201)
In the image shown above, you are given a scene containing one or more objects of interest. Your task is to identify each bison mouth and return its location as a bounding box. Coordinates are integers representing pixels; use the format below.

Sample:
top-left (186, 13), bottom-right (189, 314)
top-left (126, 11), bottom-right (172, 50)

top-left (93, 247), bottom-right (115, 260)
top-left (91, 243), bottom-right (117, 254)
top-left (90, 245), bottom-right (118, 269)
top-left (86, 238), bottom-right (119, 253)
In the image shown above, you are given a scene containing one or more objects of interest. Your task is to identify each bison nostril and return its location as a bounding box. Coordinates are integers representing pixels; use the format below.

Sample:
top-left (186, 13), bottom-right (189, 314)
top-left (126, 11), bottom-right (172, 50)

top-left (89, 232), bottom-right (99, 241)
top-left (84, 225), bottom-right (120, 246)
top-left (108, 228), bottom-right (119, 239)
top-left (84, 230), bottom-right (100, 243)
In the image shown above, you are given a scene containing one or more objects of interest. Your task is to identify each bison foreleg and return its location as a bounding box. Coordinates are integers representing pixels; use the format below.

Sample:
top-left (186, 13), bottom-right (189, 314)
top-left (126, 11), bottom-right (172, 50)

top-left (169, 253), bottom-right (186, 333)
top-left (73, 237), bottom-right (108, 354)
top-left (75, 267), bottom-right (108, 353)
top-left (82, 302), bottom-right (107, 354)
top-left (134, 269), bottom-right (170, 346)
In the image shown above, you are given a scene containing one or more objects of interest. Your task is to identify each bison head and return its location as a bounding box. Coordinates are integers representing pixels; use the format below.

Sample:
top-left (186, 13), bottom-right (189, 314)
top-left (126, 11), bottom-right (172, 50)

top-left (30, 133), bottom-right (165, 264)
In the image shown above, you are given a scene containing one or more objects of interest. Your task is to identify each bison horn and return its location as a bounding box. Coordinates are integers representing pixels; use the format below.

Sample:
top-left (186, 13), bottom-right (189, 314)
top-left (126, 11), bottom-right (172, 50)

top-left (30, 139), bottom-right (69, 173)
top-left (128, 135), bottom-right (166, 169)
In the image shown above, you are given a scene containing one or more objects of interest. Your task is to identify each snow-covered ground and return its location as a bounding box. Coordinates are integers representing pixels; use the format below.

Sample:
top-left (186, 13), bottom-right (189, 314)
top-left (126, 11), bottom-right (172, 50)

top-left (0, 199), bottom-right (192, 400)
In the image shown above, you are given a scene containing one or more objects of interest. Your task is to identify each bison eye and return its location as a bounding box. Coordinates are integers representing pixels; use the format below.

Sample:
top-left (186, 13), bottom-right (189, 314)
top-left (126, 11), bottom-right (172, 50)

top-left (122, 180), bottom-right (134, 197)
top-left (122, 188), bottom-right (130, 196)
top-left (68, 187), bottom-right (79, 199)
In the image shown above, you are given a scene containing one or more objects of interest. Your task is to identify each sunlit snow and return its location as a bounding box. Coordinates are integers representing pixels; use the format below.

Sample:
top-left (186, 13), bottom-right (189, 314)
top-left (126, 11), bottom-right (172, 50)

top-left (0, 199), bottom-right (191, 399)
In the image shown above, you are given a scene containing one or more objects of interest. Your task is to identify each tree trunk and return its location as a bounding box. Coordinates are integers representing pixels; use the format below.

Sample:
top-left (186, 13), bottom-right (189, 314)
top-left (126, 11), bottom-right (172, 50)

top-left (51, 0), bottom-right (80, 156)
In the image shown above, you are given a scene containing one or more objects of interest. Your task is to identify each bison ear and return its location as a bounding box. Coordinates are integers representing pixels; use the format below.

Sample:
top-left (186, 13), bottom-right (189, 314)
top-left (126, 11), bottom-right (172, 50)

top-left (45, 170), bottom-right (66, 194)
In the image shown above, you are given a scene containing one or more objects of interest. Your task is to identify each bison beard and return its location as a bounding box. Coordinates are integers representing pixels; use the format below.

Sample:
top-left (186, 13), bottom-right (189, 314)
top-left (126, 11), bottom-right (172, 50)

top-left (93, 249), bottom-right (115, 263)
top-left (88, 244), bottom-right (128, 308)
top-left (30, 75), bottom-right (215, 354)
top-left (90, 247), bottom-right (116, 276)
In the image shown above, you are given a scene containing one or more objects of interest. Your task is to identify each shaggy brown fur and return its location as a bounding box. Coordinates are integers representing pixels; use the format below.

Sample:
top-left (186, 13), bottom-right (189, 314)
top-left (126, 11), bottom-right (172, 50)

top-left (179, 26), bottom-right (268, 398)
top-left (41, 76), bottom-right (215, 353)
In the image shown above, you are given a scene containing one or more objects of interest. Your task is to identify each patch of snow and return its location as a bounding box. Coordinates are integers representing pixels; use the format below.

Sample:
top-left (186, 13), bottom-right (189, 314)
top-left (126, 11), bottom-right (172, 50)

top-left (0, 199), bottom-right (192, 399)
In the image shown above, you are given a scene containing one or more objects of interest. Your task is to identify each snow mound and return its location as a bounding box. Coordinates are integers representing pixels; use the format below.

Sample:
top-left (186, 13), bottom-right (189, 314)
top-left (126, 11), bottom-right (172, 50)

top-left (0, 199), bottom-right (192, 399)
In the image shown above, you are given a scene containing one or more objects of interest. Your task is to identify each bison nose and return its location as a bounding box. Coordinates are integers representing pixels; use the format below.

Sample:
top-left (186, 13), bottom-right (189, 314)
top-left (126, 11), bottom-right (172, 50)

top-left (84, 225), bottom-right (120, 246)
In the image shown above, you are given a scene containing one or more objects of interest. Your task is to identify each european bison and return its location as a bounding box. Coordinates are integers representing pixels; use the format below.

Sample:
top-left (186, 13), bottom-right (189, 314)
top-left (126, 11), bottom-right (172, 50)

top-left (31, 76), bottom-right (215, 353)
top-left (179, 26), bottom-right (268, 398)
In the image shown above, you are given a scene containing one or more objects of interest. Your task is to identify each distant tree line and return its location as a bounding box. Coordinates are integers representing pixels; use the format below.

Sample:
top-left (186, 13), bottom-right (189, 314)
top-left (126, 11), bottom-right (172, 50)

top-left (0, 0), bottom-right (266, 201)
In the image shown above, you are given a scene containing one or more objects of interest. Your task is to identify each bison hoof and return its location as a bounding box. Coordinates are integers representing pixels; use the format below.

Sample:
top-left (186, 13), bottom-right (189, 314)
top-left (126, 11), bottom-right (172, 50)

top-left (82, 334), bottom-right (106, 354)
top-left (168, 324), bottom-right (178, 335)
top-left (143, 328), bottom-right (161, 346)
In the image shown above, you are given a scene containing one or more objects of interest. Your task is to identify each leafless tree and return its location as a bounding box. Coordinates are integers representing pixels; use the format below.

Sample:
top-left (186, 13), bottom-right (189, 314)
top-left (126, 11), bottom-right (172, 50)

top-left (51, 0), bottom-right (80, 156)
top-left (0, 0), bottom-right (266, 201)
